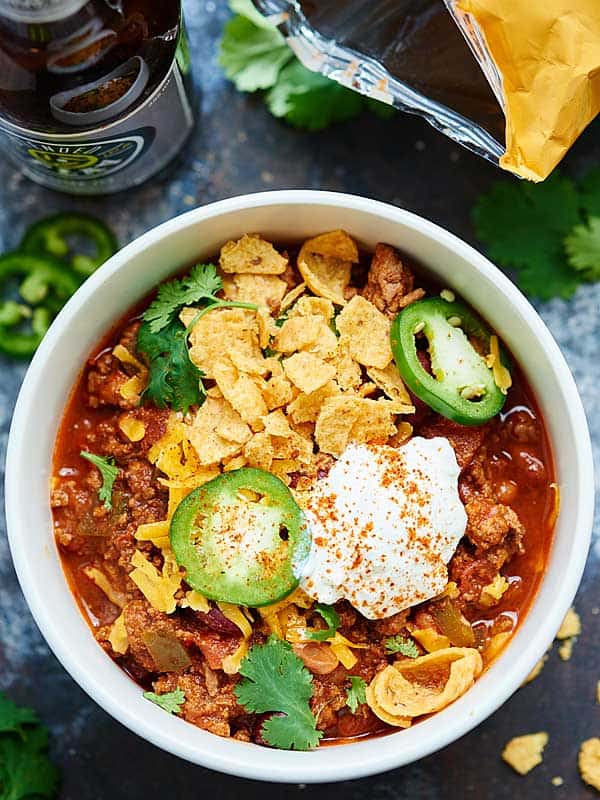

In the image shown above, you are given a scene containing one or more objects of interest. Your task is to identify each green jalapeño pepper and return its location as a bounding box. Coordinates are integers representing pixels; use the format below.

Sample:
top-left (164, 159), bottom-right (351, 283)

top-left (170, 468), bottom-right (311, 607)
top-left (0, 252), bottom-right (79, 357)
top-left (390, 297), bottom-right (510, 426)
top-left (21, 212), bottom-right (118, 277)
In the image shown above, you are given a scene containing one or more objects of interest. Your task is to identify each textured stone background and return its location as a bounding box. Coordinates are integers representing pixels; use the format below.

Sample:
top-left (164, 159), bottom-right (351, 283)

top-left (0, 2), bottom-right (599, 798)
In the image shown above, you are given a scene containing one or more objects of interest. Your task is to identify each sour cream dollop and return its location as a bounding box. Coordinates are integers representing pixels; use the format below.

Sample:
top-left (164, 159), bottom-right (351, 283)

top-left (297, 438), bottom-right (467, 619)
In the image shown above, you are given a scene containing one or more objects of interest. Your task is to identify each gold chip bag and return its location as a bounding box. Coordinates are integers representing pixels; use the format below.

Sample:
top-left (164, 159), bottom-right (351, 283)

top-left (259, 0), bottom-right (600, 181)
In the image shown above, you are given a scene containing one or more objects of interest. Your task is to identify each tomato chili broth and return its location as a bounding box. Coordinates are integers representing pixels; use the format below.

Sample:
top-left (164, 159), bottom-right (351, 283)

top-left (50, 238), bottom-right (556, 745)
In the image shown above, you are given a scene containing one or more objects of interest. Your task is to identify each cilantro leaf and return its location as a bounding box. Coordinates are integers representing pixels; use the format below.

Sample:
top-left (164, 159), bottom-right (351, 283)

top-left (266, 61), bottom-right (363, 132)
top-left (564, 217), bottom-right (600, 280)
top-left (80, 451), bottom-right (119, 510)
top-left (219, 0), bottom-right (394, 132)
top-left (219, 3), bottom-right (292, 92)
top-left (578, 168), bottom-right (600, 218)
top-left (0, 692), bottom-right (59, 800)
top-left (472, 174), bottom-right (582, 300)
top-left (137, 318), bottom-right (205, 415)
top-left (234, 637), bottom-right (322, 750)
top-left (0, 695), bottom-right (37, 736)
top-left (306, 603), bottom-right (341, 641)
top-left (385, 635), bottom-right (419, 657)
top-left (143, 264), bottom-right (223, 334)
top-left (345, 676), bottom-right (367, 714)
top-left (143, 689), bottom-right (185, 715)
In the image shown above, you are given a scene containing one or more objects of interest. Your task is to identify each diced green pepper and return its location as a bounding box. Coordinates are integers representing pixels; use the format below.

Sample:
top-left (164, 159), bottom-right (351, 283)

top-left (170, 468), bottom-right (311, 607)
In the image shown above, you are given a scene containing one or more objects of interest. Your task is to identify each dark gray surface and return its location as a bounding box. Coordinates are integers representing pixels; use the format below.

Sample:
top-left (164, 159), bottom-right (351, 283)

top-left (0, 2), bottom-right (599, 797)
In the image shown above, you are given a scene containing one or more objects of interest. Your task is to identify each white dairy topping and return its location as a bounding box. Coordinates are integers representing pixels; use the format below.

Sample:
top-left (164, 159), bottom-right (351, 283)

top-left (298, 438), bottom-right (467, 619)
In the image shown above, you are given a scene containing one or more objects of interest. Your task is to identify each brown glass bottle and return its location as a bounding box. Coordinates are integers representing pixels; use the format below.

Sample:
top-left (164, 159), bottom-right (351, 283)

top-left (0, 1), bottom-right (195, 194)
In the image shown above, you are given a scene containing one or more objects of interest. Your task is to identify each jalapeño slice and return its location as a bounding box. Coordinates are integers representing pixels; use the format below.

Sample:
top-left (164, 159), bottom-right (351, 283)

top-left (170, 468), bottom-right (311, 607)
top-left (390, 297), bottom-right (509, 426)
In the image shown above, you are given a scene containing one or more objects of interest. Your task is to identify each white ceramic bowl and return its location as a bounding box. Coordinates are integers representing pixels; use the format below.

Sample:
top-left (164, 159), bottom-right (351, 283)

top-left (6, 191), bottom-right (594, 783)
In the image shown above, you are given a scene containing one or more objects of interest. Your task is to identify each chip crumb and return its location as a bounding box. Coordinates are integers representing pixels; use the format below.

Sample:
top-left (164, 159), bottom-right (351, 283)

top-left (556, 607), bottom-right (581, 639)
top-left (502, 732), bottom-right (548, 775)
top-left (579, 738), bottom-right (600, 791)
top-left (551, 776), bottom-right (563, 787)
top-left (558, 638), bottom-right (575, 661)
top-left (523, 654), bottom-right (548, 685)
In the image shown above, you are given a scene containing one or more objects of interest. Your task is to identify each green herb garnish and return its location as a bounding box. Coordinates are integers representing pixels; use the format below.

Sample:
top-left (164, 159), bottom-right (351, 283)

top-left (345, 676), bottom-right (367, 714)
top-left (473, 169), bottom-right (600, 300)
top-left (234, 636), bottom-right (322, 750)
top-left (306, 603), bottom-right (341, 641)
top-left (80, 451), bottom-right (119, 510)
top-left (143, 689), bottom-right (186, 715)
top-left (0, 691), bottom-right (60, 800)
top-left (219, 0), bottom-right (394, 131)
top-left (385, 635), bottom-right (419, 658)
top-left (137, 263), bottom-right (257, 413)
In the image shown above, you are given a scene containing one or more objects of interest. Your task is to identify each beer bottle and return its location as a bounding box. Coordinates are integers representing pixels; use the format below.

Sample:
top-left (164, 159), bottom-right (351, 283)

top-left (0, 1), bottom-right (195, 194)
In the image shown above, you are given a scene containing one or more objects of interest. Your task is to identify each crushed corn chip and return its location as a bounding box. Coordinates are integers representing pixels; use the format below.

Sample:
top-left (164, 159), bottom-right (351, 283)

top-left (579, 738), bottom-right (600, 792)
top-left (366, 364), bottom-right (415, 413)
top-left (297, 230), bottom-right (358, 305)
top-left (523, 655), bottom-right (548, 685)
top-left (288, 295), bottom-right (334, 322)
top-left (283, 351), bottom-right (336, 394)
top-left (327, 341), bottom-right (362, 391)
top-left (367, 648), bottom-right (482, 727)
top-left (129, 550), bottom-right (181, 614)
top-left (336, 295), bottom-right (393, 369)
top-left (108, 611), bottom-right (129, 655)
top-left (287, 380), bottom-right (340, 424)
top-left (113, 344), bottom-right (148, 402)
top-left (558, 638), bottom-right (575, 661)
top-left (243, 431), bottom-right (275, 471)
top-left (315, 396), bottom-right (397, 456)
top-left (483, 632), bottom-right (511, 664)
top-left (279, 282), bottom-right (306, 312)
top-left (182, 307), bottom-right (264, 379)
top-left (557, 607), bottom-right (581, 639)
top-left (118, 415), bottom-right (146, 442)
top-left (212, 359), bottom-right (268, 430)
top-left (263, 373), bottom-right (295, 410)
top-left (188, 395), bottom-right (252, 465)
top-left (223, 272), bottom-right (287, 308)
top-left (502, 733), bottom-right (548, 775)
top-left (220, 233), bottom-right (287, 274)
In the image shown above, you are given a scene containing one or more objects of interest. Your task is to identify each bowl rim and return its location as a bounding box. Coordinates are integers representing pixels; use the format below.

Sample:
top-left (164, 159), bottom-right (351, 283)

top-left (5, 190), bottom-right (594, 783)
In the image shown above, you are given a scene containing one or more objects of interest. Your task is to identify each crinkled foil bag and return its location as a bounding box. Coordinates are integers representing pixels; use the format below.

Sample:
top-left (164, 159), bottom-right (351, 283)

top-left (255, 0), bottom-right (600, 181)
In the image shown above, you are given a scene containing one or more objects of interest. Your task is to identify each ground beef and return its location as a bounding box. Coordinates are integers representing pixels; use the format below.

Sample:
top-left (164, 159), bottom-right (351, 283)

top-left (361, 243), bottom-right (425, 318)
top-left (449, 545), bottom-right (498, 604)
top-left (420, 417), bottom-right (489, 470)
top-left (464, 496), bottom-right (525, 551)
top-left (152, 672), bottom-right (243, 737)
top-left (87, 352), bottom-right (136, 410)
top-left (122, 599), bottom-right (183, 672)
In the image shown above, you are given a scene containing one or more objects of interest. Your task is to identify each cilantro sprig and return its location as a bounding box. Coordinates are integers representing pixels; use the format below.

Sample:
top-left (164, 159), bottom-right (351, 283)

top-left (0, 691), bottom-right (59, 800)
top-left (473, 168), bottom-right (600, 300)
top-left (306, 603), bottom-right (341, 641)
top-left (143, 689), bottom-right (185, 715)
top-left (345, 676), bottom-right (367, 714)
top-left (80, 451), bottom-right (119, 510)
top-left (219, 0), bottom-right (395, 131)
top-left (385, 635), bottom-right (419, 658)
top-left (234, 637), bottom-right (322, 750)
top-left (136, 263), bottom-right (257, 413)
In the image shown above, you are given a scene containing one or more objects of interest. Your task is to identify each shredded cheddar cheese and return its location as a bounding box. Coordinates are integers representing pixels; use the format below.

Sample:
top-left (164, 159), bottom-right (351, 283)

top-left (118, 416), bottom-right (146, 442)
top-left (83, 566), bottom-right (125, 608)
top-left (108, 611), bottom-right (129, 655)
top-left (113, 344), bottom-right (148, 402)
top-left (487, 335), bottom-right (512, 395)
top-left (180, 589), bottom-right (210, 613)
top-left (129, 550), bottom-right (181, 614)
